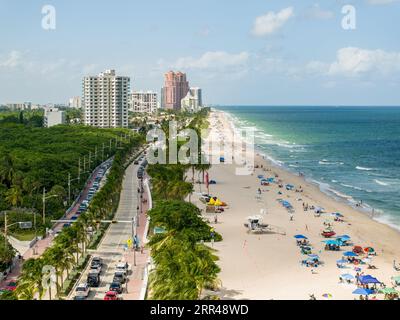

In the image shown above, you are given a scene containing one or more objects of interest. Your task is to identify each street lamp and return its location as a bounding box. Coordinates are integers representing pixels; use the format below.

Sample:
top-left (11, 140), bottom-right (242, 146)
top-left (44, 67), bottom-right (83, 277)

top-left (42, 188), bottom-right (60, 225)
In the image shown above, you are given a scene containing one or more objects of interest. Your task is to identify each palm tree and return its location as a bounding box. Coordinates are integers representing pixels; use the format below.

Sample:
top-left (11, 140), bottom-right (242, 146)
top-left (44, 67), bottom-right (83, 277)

top-left (5, 185), bottom-right (23, 206)
top-left (15, 258), bottom-right (46, 300)
top-left (0, 154), bottom-right (14, 188)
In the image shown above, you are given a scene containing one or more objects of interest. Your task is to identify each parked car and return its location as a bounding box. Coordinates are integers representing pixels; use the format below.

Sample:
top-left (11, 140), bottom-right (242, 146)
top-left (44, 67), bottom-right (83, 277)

top-left (109, 282), bottom-right (123, 294)
top-left (104, 291), bottom-right (119, 300)
top-left (113, 271), bottom-right (127, 284)
top-left (92, 257), bottom-right (103, 267)
top-left (63, 223), bottom-right (71, 228)
top-left (75, 283), bottom-right (90, 298)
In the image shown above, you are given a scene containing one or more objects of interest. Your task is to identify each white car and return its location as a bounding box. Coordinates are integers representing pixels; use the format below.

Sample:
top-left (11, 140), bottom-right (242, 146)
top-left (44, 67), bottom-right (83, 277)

top-left (116, 262), bottom-right (129, 273)
top-left (75, 283), bottom-right (90, 298)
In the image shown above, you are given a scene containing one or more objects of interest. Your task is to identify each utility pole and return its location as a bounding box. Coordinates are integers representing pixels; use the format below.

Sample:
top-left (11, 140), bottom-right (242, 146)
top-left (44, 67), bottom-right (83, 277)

top-left (78, 158), bottom-right (81, 183)
top-left (68, 172), bottom-right (71, 204)
top-left (43, 187), bottom-right (46, 225)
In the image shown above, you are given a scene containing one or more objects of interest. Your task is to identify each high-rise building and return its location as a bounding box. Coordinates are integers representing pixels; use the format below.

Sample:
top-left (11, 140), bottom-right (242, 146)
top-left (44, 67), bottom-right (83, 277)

top-left (44, 107), bottom-right (66, 127)
top-left (129, 91), bottom-right (158, 114)
top-left (181, 87), bottom-right (203, 113)
top-left (161, 71), bottom-right (189, 110)
top-left (69, 96), bottom-right (82, 109)
top-left (82, 69), bottom-right (130, 128)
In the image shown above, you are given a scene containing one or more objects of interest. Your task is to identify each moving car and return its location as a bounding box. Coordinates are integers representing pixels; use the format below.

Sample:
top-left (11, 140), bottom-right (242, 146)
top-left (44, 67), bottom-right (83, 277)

top-left (113, 271), bottom-right (127, 284)
top-left (109, 282), bottom-right (123, 294)
top-left (104, 291), bottom-right (119, 300)
top-left (87, 270), bottom-right (100, 287)
top-left (75, 283), bottom-right (90, 298)
top-left (116, 262), bottom-right (129, 273)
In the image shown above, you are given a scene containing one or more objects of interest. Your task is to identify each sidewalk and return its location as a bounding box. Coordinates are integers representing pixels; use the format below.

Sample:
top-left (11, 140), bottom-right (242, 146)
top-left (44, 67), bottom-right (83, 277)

top-left (123, 177), bottom-right (150, 300)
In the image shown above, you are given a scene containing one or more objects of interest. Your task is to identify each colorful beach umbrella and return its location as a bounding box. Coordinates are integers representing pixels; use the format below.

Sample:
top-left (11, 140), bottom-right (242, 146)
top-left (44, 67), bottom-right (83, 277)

top-left (294, 234), bottom-right (308, 239)
top-left (322, 293), bottom-right (333, 299)
top-left (364, 247), bottom-right (375, 253)
top-left (352, 288), bottom-right (373, 295)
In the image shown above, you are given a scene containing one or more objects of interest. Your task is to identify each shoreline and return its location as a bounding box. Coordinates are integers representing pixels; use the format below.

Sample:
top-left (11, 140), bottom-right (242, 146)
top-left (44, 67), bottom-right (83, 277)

top-left (194, 110), bottom-right (400, 300)
top-left (219, 108), bottom-right (400, 235)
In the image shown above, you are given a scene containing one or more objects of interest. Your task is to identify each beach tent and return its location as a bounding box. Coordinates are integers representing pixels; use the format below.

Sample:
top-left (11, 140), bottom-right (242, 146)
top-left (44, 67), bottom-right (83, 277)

top-left (352, 288), bottom-right (373, 296)
top-left (294, 235), bottom-right (308, 239)
top-left (358, 275), bottom-right (380, 285)
top-left (343, 251), bottom-right (358, 257)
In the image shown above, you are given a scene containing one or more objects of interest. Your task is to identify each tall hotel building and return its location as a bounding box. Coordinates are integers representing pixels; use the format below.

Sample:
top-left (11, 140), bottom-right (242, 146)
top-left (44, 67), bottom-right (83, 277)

top-left (82, 69), bottom-right (130, 128)
top-left (161, 71), bottom-right (189, 110)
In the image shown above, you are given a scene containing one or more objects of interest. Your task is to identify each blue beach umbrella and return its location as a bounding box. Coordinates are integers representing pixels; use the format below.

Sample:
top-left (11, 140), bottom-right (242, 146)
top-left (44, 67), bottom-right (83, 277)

top-left (308, 254), bottom-right (319, 259)
top-left (352, 288), bottom-right (373, 296)
top-left (336, 259), bottom-right (348, 264)
top-left (340, 274), bottom-right (355, 280)
top-left (323, 240), bottom-right (342, 245)
top-left (294, 235), bottom-right (308, 239)
top-left (343, 251), bottom-right (358, 257)
top-left (337, 235), bottom-right (351, 240)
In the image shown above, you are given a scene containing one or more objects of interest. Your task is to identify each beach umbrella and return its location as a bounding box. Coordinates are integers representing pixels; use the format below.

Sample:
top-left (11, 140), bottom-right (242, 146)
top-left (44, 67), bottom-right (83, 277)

top-left (378, 288), bottom-right (399, 295)
top-left (343, 251), bottom-right (357, 257)
top-left (336, 259), bottom-right (348, 264)
top-left (337, 235), bottom-right (351, 240)
top-left (323, 239), bottom-right (342, 245)
top-left (352, 288), bottom-right (373, 296)
top-left (391, 275), bottom-right (400, 283)
top-left (322, 293), bottom-right (333, 299)
top-left (340, 274), bottom-right (355, 280)
top-left (294, 235), bottom-right (307, 239)
top-left (308, 254), bottom-right (319, 259)
top-left (333, 212), bottom-right (344, 217)
top-left (354, 267), bottom-right (362, 272)
top-left (359, 275), bottom-right (380, 284)
top-left (364, 247), bottom-right (375, 253)
top-left (257, 175), bottom-right (264, 179)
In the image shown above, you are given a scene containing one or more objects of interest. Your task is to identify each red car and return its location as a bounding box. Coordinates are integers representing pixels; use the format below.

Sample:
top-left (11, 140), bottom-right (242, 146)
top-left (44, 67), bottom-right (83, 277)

top-left (104, 291), bottom-right (119, 300)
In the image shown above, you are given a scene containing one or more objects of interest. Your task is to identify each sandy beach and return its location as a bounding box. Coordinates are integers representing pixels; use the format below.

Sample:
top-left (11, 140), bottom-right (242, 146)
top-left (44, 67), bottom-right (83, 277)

top-left (192, 110), bottom-right (400, 300)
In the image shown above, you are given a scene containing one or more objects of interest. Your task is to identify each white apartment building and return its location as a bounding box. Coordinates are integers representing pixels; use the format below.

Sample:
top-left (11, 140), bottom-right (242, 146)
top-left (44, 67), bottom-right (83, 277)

top-left (129, 91), bottom-right (158, 114)
top-left (44, 108), bottom-right (66, 127)
top-left (82, 69), bottom-right (130, 128)
top-left (69, 96), bottom-right (82, 109)
top-left (181, 87), bottom-right (202, 113)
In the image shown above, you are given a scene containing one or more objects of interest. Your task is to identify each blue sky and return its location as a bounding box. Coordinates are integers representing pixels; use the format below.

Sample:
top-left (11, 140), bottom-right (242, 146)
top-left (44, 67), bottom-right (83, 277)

top-left (0, 0), bottom-right (399, 105)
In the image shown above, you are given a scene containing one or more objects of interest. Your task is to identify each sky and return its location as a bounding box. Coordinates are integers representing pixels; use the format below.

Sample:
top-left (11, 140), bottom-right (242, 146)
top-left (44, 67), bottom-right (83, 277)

top-left (0, 0), bottom-right (399, 106)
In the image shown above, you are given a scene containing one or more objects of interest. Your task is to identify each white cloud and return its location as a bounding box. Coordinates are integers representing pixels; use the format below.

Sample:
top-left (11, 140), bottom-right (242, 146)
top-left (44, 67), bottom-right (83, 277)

top-left (367, 0), bottom-right (400, 5)
top-left (327, 47), bottom-right (400, 77)
top-left (304, 4), bottom-right (334, 20)
top-left (251, 7), bottom-right (294, 37)
top-left (0, 50), bottom-right (22, 68)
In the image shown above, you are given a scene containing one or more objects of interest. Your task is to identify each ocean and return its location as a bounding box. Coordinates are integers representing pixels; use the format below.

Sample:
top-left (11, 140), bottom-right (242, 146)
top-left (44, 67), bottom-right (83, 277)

top-left (215, 106), bottom-right (400, 231)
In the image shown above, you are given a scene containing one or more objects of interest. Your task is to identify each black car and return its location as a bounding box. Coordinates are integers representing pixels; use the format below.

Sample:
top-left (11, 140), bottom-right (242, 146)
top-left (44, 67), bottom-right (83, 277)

top-left (112, 272), bottom-right (126, 284)
top-left (87, 273), bottom-right (100, 287)
top-left (109, 282), bottom-right (123, 294)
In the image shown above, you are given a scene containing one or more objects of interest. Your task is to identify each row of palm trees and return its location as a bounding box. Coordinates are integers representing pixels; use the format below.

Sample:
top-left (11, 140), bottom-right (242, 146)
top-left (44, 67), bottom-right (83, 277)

top-left (14, 136), bottom-right (143, 300)
top-left (146, 109), bottom-right (222, 300)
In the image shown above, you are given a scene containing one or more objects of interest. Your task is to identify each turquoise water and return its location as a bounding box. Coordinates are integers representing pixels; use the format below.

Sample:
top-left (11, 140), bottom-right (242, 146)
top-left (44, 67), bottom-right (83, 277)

top-left (216, 106), bottom-right (400, 230)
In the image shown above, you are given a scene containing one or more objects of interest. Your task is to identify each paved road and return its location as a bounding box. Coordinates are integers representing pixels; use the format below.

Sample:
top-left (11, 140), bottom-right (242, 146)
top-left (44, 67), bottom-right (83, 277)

top-left (0, 160), bottom-right (112, 289)
top-left (70, 157), bottom-right (150, 300)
